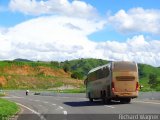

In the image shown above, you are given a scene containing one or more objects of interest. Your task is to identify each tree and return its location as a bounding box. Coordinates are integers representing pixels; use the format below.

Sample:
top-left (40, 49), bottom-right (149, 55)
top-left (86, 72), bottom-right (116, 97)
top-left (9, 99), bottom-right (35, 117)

top-left (148, 73), bottom-right (158, 89)
top-left (138, 64), bottom-right (146, 78)
top-left (63, 64), bottom-right (70, 73)
top-left (51, 61), bottom-right (60, 67)
top-left (71, 71), bottom-right (83, 79)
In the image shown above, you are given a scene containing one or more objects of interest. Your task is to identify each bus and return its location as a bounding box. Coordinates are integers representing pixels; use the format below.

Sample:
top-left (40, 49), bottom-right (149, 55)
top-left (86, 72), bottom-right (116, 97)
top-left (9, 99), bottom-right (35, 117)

top-left (84, 61), bottom-right (139, 103)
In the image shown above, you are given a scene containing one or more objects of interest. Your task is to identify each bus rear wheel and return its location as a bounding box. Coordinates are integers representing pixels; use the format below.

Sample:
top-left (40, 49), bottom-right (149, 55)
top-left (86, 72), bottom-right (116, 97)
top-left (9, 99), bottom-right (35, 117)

top-left (120, 98), bottom-right (131, 104)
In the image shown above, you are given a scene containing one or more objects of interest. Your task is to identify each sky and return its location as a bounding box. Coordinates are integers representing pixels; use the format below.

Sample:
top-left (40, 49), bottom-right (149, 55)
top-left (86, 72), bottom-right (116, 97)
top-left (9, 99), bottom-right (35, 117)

top-left (0, 0), bottom-right (160, 67)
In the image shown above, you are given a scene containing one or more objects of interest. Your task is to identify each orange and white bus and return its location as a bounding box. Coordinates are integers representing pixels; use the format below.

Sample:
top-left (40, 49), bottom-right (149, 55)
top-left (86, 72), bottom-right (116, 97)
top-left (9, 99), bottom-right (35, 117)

top-left (84, 61), bottom-right (139, 103)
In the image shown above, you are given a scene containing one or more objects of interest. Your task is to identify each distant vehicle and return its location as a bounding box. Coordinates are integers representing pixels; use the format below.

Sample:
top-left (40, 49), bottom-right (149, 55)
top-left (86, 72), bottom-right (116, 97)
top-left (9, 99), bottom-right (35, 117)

top-left (84, 61), bottom-right (139, 103)
top-left (26, 90), bottom-right (29, 96)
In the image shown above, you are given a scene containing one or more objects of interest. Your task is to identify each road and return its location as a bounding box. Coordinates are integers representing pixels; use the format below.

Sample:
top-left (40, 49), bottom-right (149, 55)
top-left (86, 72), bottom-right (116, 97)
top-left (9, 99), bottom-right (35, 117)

top-left (3, 90), bottom-right (160, 120)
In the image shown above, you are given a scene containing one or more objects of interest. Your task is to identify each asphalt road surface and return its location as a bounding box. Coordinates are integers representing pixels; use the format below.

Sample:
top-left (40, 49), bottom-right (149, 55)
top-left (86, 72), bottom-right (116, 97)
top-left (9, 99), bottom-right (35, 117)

top-left (3, 90), bottom-right (160, 120)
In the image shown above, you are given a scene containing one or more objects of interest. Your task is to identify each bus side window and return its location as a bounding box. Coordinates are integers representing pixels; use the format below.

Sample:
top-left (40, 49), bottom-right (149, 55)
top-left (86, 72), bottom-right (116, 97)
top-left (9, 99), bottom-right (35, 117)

top-left (104, 67), bottom-right (110, 77)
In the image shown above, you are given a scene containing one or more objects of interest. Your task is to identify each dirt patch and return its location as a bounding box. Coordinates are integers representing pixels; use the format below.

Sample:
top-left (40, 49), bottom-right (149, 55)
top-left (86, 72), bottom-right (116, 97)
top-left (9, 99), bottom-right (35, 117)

top-left (37, 66), bottom-right (70, 77)
top-left (4, 65), bottom-right (35, 75)
top-left (0, 76), bottom-right (7, 87)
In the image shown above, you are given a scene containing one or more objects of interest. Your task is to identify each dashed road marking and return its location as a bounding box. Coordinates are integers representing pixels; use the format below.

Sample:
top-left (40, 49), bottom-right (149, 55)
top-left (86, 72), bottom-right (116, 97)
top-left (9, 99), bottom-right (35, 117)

top-left (104, 105), bottom-right (115, 108)
top-left (55, 106), bottom-right (64, 111)
top-left (54, 98), bottom-right (60, 100)
top-left (63, 111), bottom-right (67, 115)
top-left (43, 101), bottom-right (49, 104)
top-left (52, 103), bottom-right (56, 106)
top-left (59, 106), bottom-right (64, 109)
top-left (38, 105), bottom-right (43, 107)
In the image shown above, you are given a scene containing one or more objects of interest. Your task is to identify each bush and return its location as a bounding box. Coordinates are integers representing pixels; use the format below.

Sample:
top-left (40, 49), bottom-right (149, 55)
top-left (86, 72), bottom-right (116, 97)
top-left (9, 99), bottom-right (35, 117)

top-left (71, 71), bottom-right (83, 79)
top-left (148, 73), bottom-right (158, 89)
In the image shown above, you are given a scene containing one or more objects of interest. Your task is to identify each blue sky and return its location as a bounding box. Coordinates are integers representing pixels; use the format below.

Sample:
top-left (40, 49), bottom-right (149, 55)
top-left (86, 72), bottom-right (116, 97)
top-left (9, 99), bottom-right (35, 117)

top-left (0, 0), bottom-right (160, 66)
top-left (0, 0), bottom-right (160, 41)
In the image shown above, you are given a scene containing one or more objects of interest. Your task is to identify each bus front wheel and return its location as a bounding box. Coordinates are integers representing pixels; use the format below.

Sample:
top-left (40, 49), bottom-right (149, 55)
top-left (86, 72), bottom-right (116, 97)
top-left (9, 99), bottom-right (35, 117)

top-left (88, 93), bottom-right (93, 102)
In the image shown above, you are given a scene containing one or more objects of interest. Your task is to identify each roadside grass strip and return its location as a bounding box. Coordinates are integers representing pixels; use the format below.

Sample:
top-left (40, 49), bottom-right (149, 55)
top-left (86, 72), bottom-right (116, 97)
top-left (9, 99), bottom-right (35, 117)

top-left (0, 98), bottom-right (19, 120)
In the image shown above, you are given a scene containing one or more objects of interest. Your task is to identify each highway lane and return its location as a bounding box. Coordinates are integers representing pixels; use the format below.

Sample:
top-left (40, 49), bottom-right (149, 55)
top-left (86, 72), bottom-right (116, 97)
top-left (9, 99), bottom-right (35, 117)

top-left (3, 90), bottom-right (160, 120)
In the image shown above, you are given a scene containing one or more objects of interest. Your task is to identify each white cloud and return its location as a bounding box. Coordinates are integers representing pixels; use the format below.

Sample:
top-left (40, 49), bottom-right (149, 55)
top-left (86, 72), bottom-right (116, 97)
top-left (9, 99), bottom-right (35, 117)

top-left (0, 1), bottom-right (159, 67)
top-left (9, 0), bottom-right (98, 19)
top-left (0, 33), bottom-right (12, 59)
top-left (100, 35), bottom-right (160, 66)
top-left (108, 8), bottom-right (160, 34)
top-left (1, 16), bottom-right (104, 61)
top-left (0, 15), bottom-right (160, 66)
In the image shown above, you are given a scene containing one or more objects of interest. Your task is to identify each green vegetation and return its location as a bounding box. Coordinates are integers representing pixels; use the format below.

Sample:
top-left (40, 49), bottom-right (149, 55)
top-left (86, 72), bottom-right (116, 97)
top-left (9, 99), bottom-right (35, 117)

top-left (0, 93), bottom-right (5, 97)
top-left (0, 58), bottom-right (160, 91)
top-left (62, 58), bottom-right (109, 79)
top-left (63, 59), bottom-right (160, 92)
top-left (0, 98), bottom-right (19, 120)
top-left (0, 60), bottom-right (83, 90)
top-left (138, 64), bottom-right (160, 91)
top-left (0, 60), bottom-right (61, 69)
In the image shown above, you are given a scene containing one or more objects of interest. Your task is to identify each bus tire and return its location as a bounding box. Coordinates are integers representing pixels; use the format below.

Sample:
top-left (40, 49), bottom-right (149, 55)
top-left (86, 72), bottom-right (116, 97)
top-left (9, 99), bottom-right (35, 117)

top-left (125, 98), bottom-right (131, 103)
top-left (101, 91), bottom-right (106, 104)
top-left (120, 98), bottom-right (131, 104)
top-left (88, 93), bottom-right (93, 102)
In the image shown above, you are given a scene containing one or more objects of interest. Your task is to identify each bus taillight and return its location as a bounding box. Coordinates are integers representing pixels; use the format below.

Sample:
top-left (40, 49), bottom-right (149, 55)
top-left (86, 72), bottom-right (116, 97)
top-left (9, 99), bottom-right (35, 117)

top-left (112, 82), bottom-right (115, 92)
top-left (136, 82), bottom-right (139, 91)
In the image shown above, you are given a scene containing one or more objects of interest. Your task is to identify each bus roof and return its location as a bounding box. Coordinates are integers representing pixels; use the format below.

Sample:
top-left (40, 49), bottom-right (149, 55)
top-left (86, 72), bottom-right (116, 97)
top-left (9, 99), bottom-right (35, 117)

top-left (88, 61), bottom-right (137, 74)
top-left (113, 61), bottom-right (137, 71)
top-left (88, 63), bottom-right (111, 74)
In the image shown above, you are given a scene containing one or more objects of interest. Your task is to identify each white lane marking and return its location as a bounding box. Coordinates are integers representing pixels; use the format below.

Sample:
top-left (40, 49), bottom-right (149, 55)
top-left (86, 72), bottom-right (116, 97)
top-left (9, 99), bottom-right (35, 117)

top-left (54, 98), bottom-right (60, 100)
top-left (34, 100), bottom-right (40, 102)
top-left (59, 106), bottom-right (64, 109)
top-left (104, 105), bottom-right (115, 108)
top-left (134, 100), bottom-right (160, 105)
top-left (55, 106), bottom-right (64, 111)
top-left (28, 99), bottom-right (34, 101)
top-left (38, 105), bottom-right (43, 107)
top-left (56, 96), bottom-right (70, 99)
top-left (16, 103), bottom-right (46, 120)
top-left (63, 111), bottom-right (67, 115)
top-left (52, 104), bottom-right (56, 106)
top-left (43, 101), bottom-right (49, 104)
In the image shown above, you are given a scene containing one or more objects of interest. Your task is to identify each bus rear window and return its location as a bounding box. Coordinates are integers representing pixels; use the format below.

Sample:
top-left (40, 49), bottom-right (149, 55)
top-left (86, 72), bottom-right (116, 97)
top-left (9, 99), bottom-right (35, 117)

top-left (116, 76), bottom-right (135, 81)
top-left (113, 62), bottom-right (137, 71)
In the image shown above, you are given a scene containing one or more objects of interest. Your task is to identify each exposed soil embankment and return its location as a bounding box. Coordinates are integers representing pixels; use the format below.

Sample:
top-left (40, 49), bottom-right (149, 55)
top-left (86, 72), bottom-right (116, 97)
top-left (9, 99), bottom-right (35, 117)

top-left (0, 62), bottom-right (83, 89)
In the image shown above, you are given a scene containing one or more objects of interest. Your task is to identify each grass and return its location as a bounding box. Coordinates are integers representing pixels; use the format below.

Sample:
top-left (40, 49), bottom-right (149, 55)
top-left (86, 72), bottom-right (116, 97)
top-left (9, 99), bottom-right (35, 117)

top-left (0, 93), bottom-right (5, 97)
top-left (0, 98), bottom-right (19, 120)
top-left (0, 61), bottom-right (61, 69)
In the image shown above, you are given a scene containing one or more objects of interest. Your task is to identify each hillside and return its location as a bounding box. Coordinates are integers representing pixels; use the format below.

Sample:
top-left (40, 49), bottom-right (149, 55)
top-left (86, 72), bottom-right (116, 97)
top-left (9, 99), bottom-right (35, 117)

top-left (0, 61), bottom-right (83, 89)
top-left (62, 58), bottom-right (109, 79)
top-left (0, 59), bottom-right (160, 91)
top-left (138, 64), bottom-right (160, 91)
top-left (62, 59), bottom-right (160, 91)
